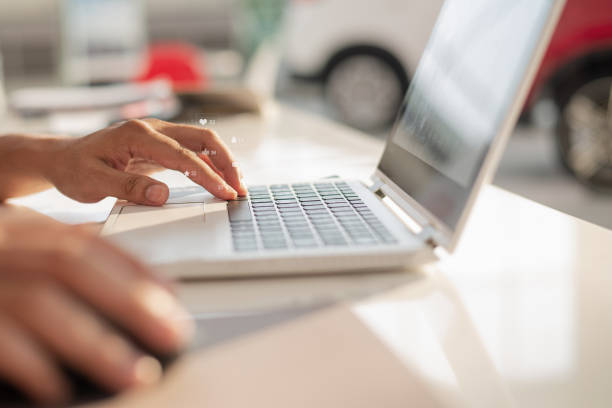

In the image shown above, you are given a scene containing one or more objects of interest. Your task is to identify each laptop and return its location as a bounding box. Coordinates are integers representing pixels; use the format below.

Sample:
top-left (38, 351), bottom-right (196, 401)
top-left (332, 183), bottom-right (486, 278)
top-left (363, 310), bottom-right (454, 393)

top-left (102, 0), bottom-right (566, 279)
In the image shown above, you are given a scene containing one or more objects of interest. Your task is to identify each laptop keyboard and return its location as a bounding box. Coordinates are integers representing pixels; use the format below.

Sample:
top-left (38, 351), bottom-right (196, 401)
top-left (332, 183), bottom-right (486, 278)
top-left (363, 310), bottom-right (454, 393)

top-left (228, 182), bottom-right (398, 252)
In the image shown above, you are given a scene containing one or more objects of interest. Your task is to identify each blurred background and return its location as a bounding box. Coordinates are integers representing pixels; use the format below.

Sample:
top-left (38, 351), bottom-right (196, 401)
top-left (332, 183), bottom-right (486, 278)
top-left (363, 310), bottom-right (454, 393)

top-left (0, 0), bottom-right (611, 229)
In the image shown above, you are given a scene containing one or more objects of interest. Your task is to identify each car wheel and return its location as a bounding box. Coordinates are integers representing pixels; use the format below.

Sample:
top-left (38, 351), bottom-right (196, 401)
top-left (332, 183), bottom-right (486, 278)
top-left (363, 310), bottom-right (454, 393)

top-left (557, 75), bottom-right (612, 189)
top-left (325, 53), bottom-right (407, 131)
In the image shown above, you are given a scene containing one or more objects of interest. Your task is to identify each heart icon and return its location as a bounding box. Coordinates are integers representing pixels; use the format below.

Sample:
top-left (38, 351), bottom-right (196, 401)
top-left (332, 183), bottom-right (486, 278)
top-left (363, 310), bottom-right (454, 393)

top-left (199, 118), bottom-right (208, 126)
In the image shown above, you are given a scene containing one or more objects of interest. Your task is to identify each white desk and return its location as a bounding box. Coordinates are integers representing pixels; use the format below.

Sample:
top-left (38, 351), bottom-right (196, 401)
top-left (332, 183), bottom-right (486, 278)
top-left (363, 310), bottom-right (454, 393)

top-left (25, 103), bottom-right (610, 408)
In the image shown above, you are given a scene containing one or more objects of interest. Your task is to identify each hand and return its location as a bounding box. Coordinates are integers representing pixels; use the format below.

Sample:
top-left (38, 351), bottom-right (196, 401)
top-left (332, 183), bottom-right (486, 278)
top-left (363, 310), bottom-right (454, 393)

top-left (45, 118), bottom-right (247, 205)
top-left (0, 207), bottom-right (194, 404)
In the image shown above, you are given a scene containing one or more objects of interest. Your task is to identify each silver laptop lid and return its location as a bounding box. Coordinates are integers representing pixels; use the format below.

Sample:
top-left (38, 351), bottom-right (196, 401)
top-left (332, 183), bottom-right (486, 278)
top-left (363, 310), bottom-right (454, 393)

top-left (375, 0), bottom-right (566, 251)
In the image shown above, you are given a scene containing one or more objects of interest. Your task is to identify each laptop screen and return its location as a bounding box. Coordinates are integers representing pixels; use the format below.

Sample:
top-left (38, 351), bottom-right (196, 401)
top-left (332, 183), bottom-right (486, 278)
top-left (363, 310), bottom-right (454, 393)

top-left (378, 0), bottom-right (556, 230)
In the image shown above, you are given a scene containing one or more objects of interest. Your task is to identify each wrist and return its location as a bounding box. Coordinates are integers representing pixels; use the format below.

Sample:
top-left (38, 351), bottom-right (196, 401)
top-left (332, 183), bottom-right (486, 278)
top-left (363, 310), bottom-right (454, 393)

top-left (33, 137), bottom-right (71, 183)
top-left (1, 134), bottom-right (69, 181)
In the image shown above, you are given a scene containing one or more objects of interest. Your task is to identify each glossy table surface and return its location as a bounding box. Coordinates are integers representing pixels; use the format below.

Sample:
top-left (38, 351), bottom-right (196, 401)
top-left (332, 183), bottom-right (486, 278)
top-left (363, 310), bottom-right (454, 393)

top-left (29, 103), bottom-right (610, 408)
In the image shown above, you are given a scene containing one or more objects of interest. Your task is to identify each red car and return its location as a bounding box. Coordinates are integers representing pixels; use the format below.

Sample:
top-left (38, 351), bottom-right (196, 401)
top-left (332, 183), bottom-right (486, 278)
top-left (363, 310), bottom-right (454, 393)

top-left (530, 0), bottom-right (612, 189)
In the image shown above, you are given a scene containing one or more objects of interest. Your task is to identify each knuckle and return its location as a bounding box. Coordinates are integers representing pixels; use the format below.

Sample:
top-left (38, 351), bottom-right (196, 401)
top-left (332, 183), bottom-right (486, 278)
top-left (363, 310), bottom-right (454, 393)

top-left (143, 117), bottom-right (164, 128)
top-left (122, 119), bottom-right (148, 133)
top-left (123, 175), bottom-right (141, 196)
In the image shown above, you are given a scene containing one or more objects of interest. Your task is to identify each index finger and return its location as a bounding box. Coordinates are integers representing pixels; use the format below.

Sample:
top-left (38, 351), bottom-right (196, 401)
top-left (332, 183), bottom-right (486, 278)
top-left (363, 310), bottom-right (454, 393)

top-left (119, 120), bottom-right (238, 200)
top-left (145, 120), bottom-right (247, 196)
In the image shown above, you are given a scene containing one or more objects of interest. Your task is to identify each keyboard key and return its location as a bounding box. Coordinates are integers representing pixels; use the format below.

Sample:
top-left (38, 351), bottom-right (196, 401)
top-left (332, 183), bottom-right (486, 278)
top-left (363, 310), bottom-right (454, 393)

top-left (293, 240), bottom-right (318, 248)
top-left (228, 200), bottom-right (252, 222)
top-left (254, 211), bottom-right (277, 217)
top-left (319, 227), bottom-right (343, 234)
top-left (259, 224), bottom-right (283, 231)
top-left (362, 216), bottom-right (379, 222)
top-left (280, 213), bottom-right (302, 219)
top-left (352, 237), bottom-right (378, 245)
top-left (327, 203), bottom-right (351, 208)
top-left (234, 243), bottom-right (257, 250)
top-left (322, 239), bottom-right (348, 246)
top-left (310, 220), bottom-right (336, 227)
top-left (279, 208), bottom-right (302, 214)
top-left (235, 247), bottom-right (258, 252)
top-left (306, 209), bottom-right (329, 216)
top-left (263, 244), bottom-right (288, 250)
top-left (302, 204), bottom-right (325, 210)
top-left (257, 219), bottom-right (281, 226)
top-left (281, 216), bottom-right (306, 223)
top-left (319, 232), bottom-right (345, 240)
top-left (252, 204), bottom-right (275, 209)
top-left (230, 220), bottom-right (254, 226)
top-left (346, 229), bottom-right (374, 238)
top-left (330, 208), bottom-right (354, 213)
top-left (284, 221), bottom-right (309, 228)
top-left (262, 237), bottom-right (287, 245)
top-left (355, 207), bottom-right (373, 213)
top-left (255, 218), bottom-right (280, 224)
top-left (234, 240), bottom-right (257, 246)
top-left (261, 238), bottom-right (286, 245)
top-left (276, 204), bottom-right (300, 210)
top-left (287, 228), bottom-right (312, 235)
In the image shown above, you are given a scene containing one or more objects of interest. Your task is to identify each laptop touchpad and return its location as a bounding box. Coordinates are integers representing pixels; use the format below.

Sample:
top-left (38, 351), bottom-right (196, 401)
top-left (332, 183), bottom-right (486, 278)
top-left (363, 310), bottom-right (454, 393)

top-left (111, 204), bottom-right (207, 234)
top-left (105, 201), bottom-right (231, 265)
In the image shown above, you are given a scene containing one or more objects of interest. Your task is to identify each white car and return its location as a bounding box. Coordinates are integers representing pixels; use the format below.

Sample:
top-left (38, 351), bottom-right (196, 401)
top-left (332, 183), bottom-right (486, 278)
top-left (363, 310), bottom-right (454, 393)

top-left (282, 0), bottom-right (443, 130)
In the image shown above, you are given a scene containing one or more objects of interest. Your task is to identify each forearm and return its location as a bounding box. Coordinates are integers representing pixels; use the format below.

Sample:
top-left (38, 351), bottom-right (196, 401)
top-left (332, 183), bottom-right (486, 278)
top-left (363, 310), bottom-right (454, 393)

top-left (0, 134), bottom-right (64, 201)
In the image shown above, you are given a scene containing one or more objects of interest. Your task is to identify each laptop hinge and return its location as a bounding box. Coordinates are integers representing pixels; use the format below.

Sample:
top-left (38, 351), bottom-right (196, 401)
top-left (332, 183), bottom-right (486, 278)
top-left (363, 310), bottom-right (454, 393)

top-left (369, 176), bottom-right (440, 249)
top-left (369, 179), bottom-right (386, 198)
top-left (416, 225), bottom-right (439, 249)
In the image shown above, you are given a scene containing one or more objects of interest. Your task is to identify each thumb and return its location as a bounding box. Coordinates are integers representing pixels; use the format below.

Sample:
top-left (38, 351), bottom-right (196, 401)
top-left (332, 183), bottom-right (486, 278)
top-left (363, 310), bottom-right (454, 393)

top-left (97, 167), bottom-right (169, 206)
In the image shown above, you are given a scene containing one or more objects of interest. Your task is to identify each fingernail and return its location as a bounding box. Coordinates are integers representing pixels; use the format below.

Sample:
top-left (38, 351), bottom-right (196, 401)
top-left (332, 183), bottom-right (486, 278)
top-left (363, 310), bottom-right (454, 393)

top-left (145, 184), bottom-right (166, 204)
top-left (228, 187), bottom-right (238, 199)
top-left (220, 184), bottom-right (237, 198)
top-left (132, 356), bottom-right (163, 386)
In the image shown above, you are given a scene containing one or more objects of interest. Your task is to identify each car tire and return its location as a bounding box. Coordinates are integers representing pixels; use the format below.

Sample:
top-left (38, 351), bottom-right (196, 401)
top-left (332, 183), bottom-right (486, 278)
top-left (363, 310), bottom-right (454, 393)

top-left (556, 71), bottom-right (612, 190)
top-left (324, 51), bottom-right (408, 131)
